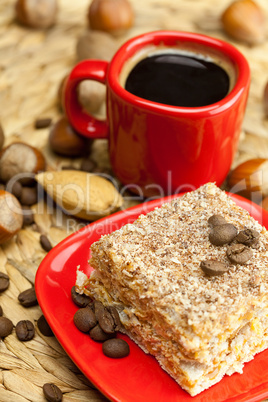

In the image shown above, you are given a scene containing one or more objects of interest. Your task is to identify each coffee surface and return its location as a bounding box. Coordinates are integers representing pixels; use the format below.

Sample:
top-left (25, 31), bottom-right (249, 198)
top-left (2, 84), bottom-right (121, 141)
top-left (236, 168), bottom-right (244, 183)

top-left (125, 53), bottom-right (230, 107)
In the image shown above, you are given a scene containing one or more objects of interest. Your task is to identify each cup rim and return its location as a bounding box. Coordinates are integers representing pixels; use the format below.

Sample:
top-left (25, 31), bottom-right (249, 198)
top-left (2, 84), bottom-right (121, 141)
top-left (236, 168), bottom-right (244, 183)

top-left (108, 30), bottom-right (250, 116)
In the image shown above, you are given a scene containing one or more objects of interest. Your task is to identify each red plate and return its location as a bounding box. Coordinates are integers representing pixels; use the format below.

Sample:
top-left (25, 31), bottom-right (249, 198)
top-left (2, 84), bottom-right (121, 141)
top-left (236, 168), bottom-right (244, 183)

top-left (35, 193), bottom-right (268, 402)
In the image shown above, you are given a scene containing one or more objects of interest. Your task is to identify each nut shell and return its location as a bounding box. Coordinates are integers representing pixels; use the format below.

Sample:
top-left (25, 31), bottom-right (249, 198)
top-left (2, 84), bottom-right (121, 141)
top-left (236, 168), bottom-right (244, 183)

top-left (0, 124), bottom-right (5, 151)
top-left (78, 80), bottom-right (106, 115)
top-left (227, 158), bottom-right (268, 199)
top-left (262, 196), bottom-right (268, 211)
top-left (49, 116), bottom-right (92, 157)
top-left (221, 0), bottom-right (266, 45)
top-left (57, 74), bottom-right (68, 111)
top-left (76, 31), bottom-right (118, 62)
top-left (88, 0), bottom-right (134, 34)
top-left (263, 81), bottom-right (268, 117)
top-left (15, 0), bottom-right (58, 29)
top-left (0, 142), bottom-right (46, 185)
top-left (0, 190), bottom-right (23, 244)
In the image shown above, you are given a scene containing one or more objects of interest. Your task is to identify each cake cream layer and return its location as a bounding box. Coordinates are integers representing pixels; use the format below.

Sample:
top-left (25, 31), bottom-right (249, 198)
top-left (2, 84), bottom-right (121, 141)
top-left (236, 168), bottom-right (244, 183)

top-left (88, 274), bottom-right (268, 396)
top-left (83, 183), bottom-right (268, 395)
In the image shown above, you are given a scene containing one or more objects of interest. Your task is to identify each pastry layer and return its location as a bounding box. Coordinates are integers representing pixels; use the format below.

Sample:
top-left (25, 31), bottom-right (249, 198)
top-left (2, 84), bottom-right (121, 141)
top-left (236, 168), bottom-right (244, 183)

top-left (80, 183), bottom-right (268, 395)
top-left (88, 273), bottom-right (268, 395)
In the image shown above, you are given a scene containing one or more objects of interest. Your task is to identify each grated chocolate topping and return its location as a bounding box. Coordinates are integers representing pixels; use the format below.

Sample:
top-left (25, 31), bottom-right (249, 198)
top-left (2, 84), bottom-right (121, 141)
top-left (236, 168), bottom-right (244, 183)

top-left (91, 183), bottom-right (268, 333)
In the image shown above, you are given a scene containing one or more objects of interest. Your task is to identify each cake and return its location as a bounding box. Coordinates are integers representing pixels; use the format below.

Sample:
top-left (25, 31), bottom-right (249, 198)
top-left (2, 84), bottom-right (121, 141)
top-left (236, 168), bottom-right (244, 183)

top-left (77, 183), bottom-right (268, 396)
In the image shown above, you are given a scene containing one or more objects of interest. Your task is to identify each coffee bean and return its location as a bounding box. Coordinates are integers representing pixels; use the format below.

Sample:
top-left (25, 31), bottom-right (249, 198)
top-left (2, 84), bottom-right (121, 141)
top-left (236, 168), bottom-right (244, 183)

top-left (235, 228), bottom-right (260, 247)
top-left (19, 174), bottom-right (36, 187)
top-left (73, 307), bottom-right (97, 332)
top-left (71, 286), bottom-right (91, 307)
top-left (43, 383), bottom-right (62, 402)
top-left (89, 324), bottom-right (116, 342)
top-left (0, 272), bottom-right (9, 292)
top-left (37, 315), bottom-right (54, 337)
top-left (80, 158), bottom-right (96, 173)
top-left (102, 338), bottom-right (130, 358)
top-left (0, 317), bottom-right (13, 338)
top-left (208, 214), bottom-right (227, 227)
top-left (22, 206), bottom-right (35, 226)
top-left (200, 260), bottom-right (229, 277)
top-left (94, 301), bottom-right (115, 334)
top-left (15, 320), bottom-right (35, 341)
top-left (40, 234), bottom-right (52, 252)
top-left (35, 118), bottom-right (52, 129)
top-left (6, 179), bottom-right (22, 199)
top-left (61, 165), bottom-right (78, 170)
top-left (18, 287), bottom-right (38, 307)
top-left (226, 243), bottom-right (253, 264)
top-left (20, 186), bottom-right (38, 206)
top-left (0, 305), bottom-right (2, 316)
top-left (108, 306), bottom-right (121, 331)
top-left (93, 167), bottom-right (113, 177)
top-left (209, 223), bottom-right (238, 246)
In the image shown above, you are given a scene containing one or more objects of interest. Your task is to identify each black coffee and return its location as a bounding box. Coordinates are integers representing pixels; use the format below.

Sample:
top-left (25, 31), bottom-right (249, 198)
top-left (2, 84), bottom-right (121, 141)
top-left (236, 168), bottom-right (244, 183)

top-left (125, 53), bottom-right (230, 107)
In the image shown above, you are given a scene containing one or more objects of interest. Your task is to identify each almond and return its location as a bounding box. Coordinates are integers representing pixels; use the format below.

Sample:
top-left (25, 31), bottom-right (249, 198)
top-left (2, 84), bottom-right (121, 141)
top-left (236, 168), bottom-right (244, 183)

top-left (35, 170), bottom-right (123, 220)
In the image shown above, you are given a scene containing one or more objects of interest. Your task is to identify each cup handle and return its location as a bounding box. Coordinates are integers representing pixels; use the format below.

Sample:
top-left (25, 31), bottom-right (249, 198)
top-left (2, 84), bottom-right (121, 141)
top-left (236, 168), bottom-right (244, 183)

top-left (63, 60), bottom-right (109, 139)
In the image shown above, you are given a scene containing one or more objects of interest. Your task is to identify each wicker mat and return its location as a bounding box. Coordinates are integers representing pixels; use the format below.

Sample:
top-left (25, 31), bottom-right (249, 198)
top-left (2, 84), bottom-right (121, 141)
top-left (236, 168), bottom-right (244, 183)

top-left (1, 0), bottom-right (268, 401)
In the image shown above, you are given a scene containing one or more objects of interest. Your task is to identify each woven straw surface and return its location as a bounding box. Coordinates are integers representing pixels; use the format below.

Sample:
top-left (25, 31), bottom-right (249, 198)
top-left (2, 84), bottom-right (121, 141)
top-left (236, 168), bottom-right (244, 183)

top-left (1, 0), bottom-right (268, 401)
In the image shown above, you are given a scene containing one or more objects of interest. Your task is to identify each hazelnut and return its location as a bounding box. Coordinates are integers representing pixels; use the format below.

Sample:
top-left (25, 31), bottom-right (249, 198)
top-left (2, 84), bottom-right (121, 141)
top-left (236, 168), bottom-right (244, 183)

top-left (57, 74), bottom-right (68, 111)
top-left (49, 116), bottom-right (92, 157)
top-left (76, 31), bottom-right (119, 62)
top-left (262, 196), bottom-right (268, 211)
top-left (15, 0), bottom-right (58, 29)
top-left (263, 81), bottom-right (268, 118)
top-left (0, 124), bottom-right (5, 151)
top-left (78, 80), bottom-right (106, 115)
top-left (0, 190), bottom-right (23, 244)
top-left (221, 0), bottom-right (266, 45)
top-left (88, 0), bottom-right (134, 35)
top-left (58, 72), bottom-right (105, 116)
top-left (0, 142), bottom-right (46, 185)
top-left (227, 158), bottom-right (268, 200)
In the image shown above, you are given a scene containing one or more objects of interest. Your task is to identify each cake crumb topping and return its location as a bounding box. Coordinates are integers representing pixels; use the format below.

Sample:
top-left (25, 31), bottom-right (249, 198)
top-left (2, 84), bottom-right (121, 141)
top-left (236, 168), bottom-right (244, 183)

top-left (90, 183), bottom-right (268, 332)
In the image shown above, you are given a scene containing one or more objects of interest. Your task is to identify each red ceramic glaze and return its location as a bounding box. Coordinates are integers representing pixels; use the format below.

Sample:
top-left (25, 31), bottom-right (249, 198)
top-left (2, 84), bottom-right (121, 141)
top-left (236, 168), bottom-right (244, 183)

top-left (36, 193), bottom-right (268, 402)
top-left (63, 31), bottom-right (250, 196)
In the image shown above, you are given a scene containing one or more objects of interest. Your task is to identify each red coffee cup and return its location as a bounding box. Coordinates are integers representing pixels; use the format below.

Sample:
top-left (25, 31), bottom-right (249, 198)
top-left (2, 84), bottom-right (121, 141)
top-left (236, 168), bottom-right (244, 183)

top-left (63, 30), bottom-right (250, 197)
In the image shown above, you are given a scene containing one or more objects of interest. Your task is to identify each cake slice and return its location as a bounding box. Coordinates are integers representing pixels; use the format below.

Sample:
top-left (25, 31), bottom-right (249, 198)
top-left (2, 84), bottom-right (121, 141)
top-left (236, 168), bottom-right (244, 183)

top-left (78, 183), bottom-right (268, 396)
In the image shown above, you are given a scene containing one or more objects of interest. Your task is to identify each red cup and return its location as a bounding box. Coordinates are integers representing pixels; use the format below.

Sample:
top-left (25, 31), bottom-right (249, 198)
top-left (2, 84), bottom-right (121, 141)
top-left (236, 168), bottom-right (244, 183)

top-left (63, 31), bottom-right (250, 197)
